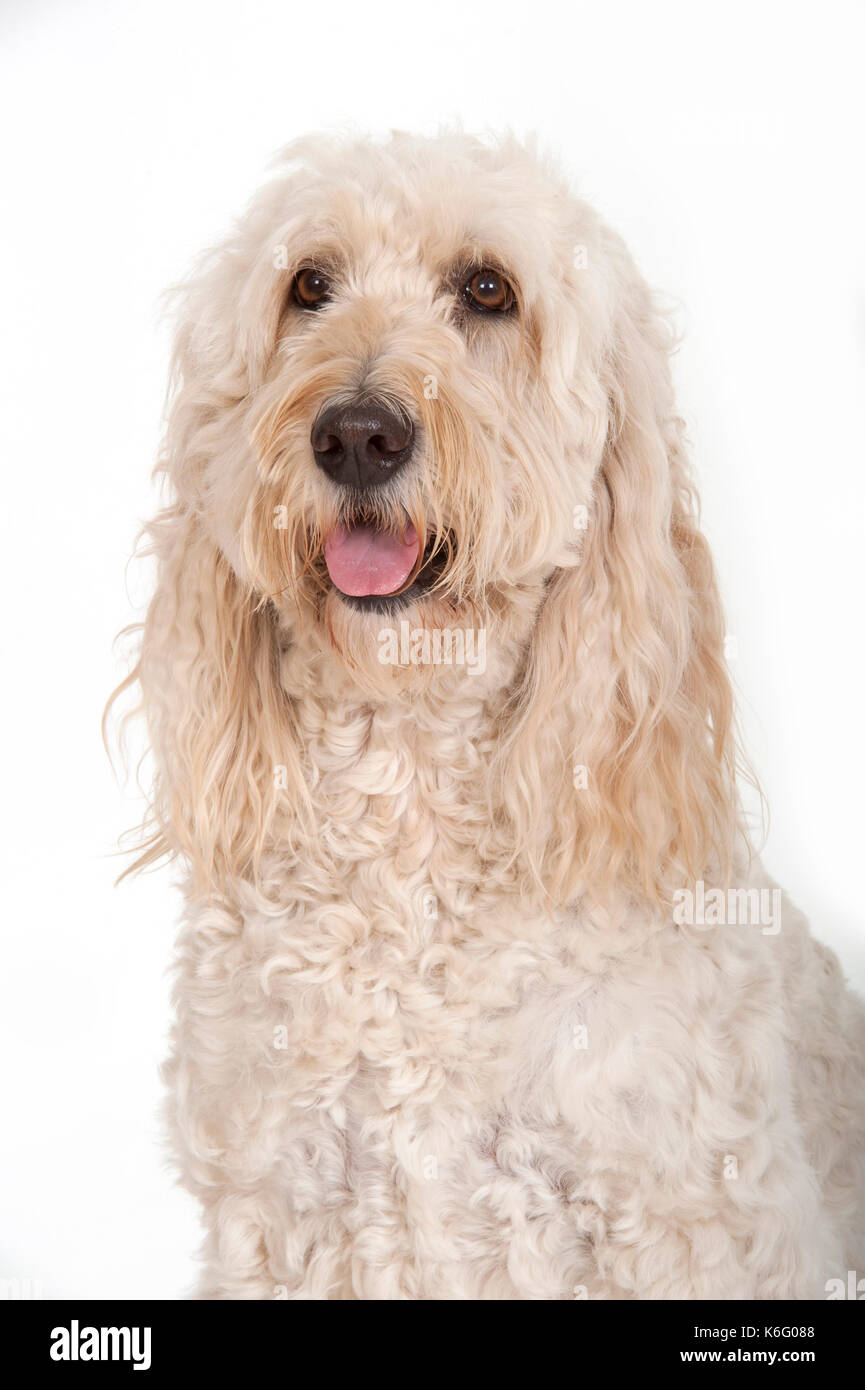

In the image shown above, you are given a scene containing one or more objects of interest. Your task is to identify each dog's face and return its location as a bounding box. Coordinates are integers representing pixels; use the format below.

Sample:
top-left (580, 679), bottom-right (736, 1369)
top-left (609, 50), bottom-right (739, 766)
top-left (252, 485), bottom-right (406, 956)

top-left (182, 134), bottom-right (615, 689)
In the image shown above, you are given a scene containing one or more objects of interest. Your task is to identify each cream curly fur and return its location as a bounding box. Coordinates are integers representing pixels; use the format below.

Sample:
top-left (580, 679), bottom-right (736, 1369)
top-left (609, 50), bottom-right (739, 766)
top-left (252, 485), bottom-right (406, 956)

top-left (116, 130), bottom-right (865, 1299)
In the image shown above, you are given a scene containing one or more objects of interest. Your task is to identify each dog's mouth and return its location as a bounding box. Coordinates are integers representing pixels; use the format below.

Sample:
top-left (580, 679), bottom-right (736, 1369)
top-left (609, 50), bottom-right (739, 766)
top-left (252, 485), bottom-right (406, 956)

top-left (322, 516), bottom-right (454, 612)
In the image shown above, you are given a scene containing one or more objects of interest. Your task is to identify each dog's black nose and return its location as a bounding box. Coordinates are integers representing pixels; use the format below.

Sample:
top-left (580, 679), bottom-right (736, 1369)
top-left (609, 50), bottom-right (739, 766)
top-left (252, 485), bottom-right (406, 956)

top-left (311, 400), bottom-right (414, 490)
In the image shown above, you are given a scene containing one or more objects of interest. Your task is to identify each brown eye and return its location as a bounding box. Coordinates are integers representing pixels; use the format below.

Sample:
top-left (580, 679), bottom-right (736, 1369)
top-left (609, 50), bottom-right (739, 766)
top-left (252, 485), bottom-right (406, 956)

top-left (293, 267), bottom-right (331, 308)
top-left (465, 268), bottom-right (514, 313)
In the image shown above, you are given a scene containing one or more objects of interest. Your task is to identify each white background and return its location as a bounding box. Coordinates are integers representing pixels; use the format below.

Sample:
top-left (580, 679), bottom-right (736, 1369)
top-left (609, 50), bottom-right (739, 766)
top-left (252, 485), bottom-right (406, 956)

top-left (1, 0), bottom-right (863, 1300)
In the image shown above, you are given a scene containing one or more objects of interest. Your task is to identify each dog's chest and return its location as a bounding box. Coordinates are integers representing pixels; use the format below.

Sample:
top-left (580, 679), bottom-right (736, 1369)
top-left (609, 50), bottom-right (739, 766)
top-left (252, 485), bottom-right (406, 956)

top-left (194, 702), bottom-right (626, 1295)
top-left (177, 699), bottom-right (678, 1297)
top-left (256, 701), bottom-right (559, 1096)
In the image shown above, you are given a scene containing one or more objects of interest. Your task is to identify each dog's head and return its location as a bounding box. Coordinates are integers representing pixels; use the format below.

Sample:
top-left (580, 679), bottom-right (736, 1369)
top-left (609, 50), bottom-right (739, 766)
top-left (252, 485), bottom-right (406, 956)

top-left (131, 131), bottom-right (739, 902)
top-left (172, 132), bottom-right (613, 687)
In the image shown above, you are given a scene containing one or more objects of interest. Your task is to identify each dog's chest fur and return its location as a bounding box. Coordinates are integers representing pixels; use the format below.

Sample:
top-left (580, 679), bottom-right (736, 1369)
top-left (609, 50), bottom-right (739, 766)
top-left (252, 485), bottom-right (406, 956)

top-left (171, 679), bottom-right (847, 1300)
top-left (172, 683), bottom-right (636, 1297)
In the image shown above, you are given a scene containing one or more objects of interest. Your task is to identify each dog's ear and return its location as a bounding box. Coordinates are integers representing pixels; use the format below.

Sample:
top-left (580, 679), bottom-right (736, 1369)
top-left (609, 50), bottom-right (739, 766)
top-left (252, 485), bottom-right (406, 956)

top-left (123, 507), bottom-right (306, 891)
top-left (501, 260), bottom-right (739, 909)
top-left (110, 275), bottom-right (308, 892)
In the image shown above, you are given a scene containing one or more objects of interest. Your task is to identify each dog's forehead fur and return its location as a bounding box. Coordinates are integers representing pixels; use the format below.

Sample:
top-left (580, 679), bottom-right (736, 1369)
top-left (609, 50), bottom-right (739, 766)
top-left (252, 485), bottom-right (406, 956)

top-left (207, 130), bottom-right (614, 384)
top-left (268, 131), bottom-right (578, 289)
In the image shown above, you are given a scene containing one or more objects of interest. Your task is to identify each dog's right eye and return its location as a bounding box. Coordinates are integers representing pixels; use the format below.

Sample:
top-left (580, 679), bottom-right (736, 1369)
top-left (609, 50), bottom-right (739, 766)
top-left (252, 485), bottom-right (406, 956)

top-left (463, 268), bottom-right (515, 314)
top-left (293, 268), bottom-right (331, 309)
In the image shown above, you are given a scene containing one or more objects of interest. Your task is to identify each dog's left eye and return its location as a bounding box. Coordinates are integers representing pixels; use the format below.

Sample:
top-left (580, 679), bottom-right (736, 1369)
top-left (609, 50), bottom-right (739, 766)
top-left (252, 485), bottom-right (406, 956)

top-left (293, 267), bottom-right (332, 309)
top-left (463, 268), bottom-right (515, 314)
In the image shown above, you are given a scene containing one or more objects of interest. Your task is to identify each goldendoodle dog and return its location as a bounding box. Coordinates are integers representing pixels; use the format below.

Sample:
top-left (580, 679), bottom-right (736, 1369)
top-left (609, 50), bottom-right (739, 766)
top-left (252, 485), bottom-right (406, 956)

top-left (118, 130), bottom-right (865, 1299)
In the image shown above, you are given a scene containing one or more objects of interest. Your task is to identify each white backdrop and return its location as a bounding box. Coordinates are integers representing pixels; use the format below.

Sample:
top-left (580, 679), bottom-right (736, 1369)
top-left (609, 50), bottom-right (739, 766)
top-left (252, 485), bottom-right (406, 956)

top-left (1, 0), bottom-right (863, 1300)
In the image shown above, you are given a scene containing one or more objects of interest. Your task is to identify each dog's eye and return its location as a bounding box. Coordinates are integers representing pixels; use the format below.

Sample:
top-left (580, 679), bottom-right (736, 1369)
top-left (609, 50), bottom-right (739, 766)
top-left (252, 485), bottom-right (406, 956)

top-left (293, 267), bottom-right (331, 309)
top-left (463, 268), bottom-right (515, 314)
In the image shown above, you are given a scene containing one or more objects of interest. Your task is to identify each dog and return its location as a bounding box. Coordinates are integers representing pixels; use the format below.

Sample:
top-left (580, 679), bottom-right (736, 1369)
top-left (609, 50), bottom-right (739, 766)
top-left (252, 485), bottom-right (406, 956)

top-left (119, 130), bottom-right (865, 1299)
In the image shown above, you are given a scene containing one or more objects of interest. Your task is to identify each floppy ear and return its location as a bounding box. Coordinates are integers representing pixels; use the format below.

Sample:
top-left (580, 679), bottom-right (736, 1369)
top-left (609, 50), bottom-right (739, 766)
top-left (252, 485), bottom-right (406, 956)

top-left (110, 311), bottom-right (308, 891)
top-left (128, 508), bottom-right (307, 891)
top-left (501, 260), bottom-right (739, 909)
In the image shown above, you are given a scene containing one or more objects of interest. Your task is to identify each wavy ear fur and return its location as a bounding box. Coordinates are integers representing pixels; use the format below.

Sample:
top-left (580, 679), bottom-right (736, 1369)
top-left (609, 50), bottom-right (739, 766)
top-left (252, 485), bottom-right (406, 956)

top-left (501, 259), bottom-right (739, 908)
top-left (123, 505), bottom-right (305, 891)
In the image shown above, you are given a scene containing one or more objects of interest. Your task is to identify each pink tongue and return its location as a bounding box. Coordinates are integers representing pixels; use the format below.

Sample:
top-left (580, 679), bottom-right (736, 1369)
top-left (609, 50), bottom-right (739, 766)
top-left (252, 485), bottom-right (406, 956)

top-left (324, 522), bottom-right (420, 597)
